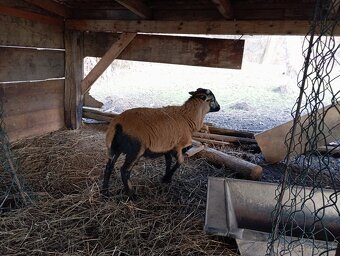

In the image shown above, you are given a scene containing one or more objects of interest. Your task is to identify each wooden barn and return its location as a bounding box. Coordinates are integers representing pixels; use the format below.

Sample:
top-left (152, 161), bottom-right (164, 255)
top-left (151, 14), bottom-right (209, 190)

top-left (1, 0), bottom-right (339, 255)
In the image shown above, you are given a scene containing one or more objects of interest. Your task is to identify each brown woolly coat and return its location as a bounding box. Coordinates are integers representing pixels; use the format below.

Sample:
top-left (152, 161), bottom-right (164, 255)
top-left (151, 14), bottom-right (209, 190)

top-left (106, 98), bottom-right (211, 156)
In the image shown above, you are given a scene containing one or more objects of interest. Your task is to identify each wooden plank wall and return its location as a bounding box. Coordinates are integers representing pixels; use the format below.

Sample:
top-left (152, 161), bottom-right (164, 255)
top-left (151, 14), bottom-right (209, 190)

top-left (0, 11), bottom-right (65, 141)
top-left (0, 80), bottom-right (65, 141)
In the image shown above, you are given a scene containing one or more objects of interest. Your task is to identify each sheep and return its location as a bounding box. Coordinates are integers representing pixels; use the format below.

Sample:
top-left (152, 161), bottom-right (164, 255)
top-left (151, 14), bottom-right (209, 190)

top-left (101, 88), bottom-right (220, 199)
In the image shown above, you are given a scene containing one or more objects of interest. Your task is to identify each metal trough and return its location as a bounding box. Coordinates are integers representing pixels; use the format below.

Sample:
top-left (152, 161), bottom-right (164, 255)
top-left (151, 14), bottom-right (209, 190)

top-left (204, 177), bottom-right (340, 255)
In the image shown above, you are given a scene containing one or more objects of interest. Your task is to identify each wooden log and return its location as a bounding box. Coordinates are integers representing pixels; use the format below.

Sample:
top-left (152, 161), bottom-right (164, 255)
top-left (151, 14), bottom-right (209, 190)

top-left (185, 144), bottom-right (205, 157)
top-left (192, 137), bottom-right (231, 147)
top-left (205, 125), bottom-right (255, 139)
top-left (193, 132), bottom-right (257, 144)
top-left (197, 147), bottom-right (263, 180)
top-left (82, 106), bottom-right (118, 122)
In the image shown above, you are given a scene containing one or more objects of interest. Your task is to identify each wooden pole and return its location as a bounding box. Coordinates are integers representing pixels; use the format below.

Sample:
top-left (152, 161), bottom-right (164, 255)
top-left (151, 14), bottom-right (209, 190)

top-left (193, 132), bottom-right (257, 144)
top-left (197, 147), bottom-right (263, 180)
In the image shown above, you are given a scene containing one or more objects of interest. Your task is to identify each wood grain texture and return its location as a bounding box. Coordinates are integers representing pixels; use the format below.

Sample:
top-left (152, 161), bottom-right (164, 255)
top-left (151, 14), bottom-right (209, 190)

top-left (0, 14), bottom-right (64, 48)
top-left (0, 4), bottom-right (63, 26)
top-left (84, 33), bottom-right (244, 69)
top-left (0, 79), bottom-right (65, 141)
top-left (0, 47), bottom-right (65, 82)
top-left (211, 0), bottom-right (233, 18)
top-left (115, 0), bottom-right (151, 19)
top-left (64, 30), bottom-right (83, 129)
top-left (66, 19), bottom-right (340, 35)
top-left (22, 0), bottom-right (70, 17)
top-left (81, 32), bottom-right (136, 94)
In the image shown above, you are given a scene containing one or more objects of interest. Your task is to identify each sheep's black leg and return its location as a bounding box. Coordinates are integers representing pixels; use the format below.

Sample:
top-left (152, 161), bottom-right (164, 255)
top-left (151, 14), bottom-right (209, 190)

top-left (120, 154), bottom-right (139, 199)
top-left (101, 153), bottom-right (120, 197)
top-left (162, 149), bottom-right (184, 183)
top-left (161, 161), bottom-right (181, 183)
top-left (164, 152), bottom-right (172, 174)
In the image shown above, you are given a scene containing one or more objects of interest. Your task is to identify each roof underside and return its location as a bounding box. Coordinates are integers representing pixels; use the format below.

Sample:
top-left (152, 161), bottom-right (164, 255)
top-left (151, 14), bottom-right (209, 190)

top-left (51, 0), bottom-right (317, 21)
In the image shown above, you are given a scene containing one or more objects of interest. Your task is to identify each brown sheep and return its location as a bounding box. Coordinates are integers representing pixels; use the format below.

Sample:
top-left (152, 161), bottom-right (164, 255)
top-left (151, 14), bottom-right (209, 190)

top-left (101, 88), bottom-right (220, 199)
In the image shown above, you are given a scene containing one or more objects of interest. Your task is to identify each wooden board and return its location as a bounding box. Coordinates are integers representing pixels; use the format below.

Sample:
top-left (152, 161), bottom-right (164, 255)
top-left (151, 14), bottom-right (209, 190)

top-left (64, 30), bottom-right (83, 129)
top-left (66, 20), bottom-right (340, 36)
top-left (0, 47), bottom-right (65, 82)
top-left (84, 33), bottom-right (244, 69)
top-left (255, 104), bottom-right (340, 163)
top-left (0, 14), bottom-right (64, 48)
top-left (0, 79), bottom-right (65, 141)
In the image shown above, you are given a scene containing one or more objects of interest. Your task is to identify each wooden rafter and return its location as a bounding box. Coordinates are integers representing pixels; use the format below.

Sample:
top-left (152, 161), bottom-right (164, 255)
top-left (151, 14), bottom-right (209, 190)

top-left (115, 0), bottom-right (151, 19)
top-left (81, 32), bottom-right (137, 94)
top-left (0, 4), bottom-right (63, 26)
top-left (211, 0), bottom-right (233, 19)
top-left (23, 0), bottom-right (70, 17)
top-left (66, 19), bottom-right (340, 36)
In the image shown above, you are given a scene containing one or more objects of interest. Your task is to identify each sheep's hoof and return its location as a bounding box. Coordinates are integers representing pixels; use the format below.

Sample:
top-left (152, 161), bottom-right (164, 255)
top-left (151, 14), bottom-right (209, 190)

top-left (100, 189), bottom-right (112, 200)
top-left (161, 176), bottom-right (172, 184)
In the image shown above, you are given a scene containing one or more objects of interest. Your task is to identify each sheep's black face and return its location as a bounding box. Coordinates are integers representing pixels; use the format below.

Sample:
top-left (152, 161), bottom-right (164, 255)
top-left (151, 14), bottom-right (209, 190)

top-left (189, 88), bottom-right (220, 112)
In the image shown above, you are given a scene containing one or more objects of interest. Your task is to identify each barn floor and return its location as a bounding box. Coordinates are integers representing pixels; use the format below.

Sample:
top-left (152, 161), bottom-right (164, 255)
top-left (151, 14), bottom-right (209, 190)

top-left (1, 124), bottom-right (239, 256)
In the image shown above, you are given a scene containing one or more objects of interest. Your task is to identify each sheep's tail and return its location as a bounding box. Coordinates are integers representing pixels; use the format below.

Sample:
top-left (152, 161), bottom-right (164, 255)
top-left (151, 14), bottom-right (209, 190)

top-left (107, 123), bottom-right (123, 158)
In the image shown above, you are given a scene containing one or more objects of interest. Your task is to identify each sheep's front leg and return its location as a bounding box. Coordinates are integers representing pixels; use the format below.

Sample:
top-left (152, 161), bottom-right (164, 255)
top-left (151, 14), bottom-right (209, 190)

top-left (161, 149), bottom-right (184, 183)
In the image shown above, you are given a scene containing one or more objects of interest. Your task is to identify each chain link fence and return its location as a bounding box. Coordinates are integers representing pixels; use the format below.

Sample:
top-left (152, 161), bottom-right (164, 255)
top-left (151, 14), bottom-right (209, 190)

top-left (267, 0), bottom-right (340, 255)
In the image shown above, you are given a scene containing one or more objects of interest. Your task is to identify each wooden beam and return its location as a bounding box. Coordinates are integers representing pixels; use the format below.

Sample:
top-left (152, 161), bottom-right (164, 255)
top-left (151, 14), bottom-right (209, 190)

top-left (84, 33), bottom-right (244, 69)
top-left (22, 0), bottom-right (70, 17)
top-left (115, 0), bottom-right (151, 19)
top-left (65, 19), bottom-right (340, 36)
top-left (211, 0), bottom-right (233, 19)
top-left (64, 30), bottom-right (83, 129)
top-left (81, 32), bottom-right (136, 95)
top-left (0, 4), bottom-right (63, 26)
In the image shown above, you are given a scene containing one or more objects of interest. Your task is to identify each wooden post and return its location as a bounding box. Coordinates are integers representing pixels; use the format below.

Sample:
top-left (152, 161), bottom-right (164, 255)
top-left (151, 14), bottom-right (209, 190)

top-left (64, 30), bottom-right (84, 129)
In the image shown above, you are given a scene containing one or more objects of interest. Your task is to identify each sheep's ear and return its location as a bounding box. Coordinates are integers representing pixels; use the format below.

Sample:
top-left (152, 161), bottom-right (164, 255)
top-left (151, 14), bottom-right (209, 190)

top-left (189, 91), bottom-right (196, 95)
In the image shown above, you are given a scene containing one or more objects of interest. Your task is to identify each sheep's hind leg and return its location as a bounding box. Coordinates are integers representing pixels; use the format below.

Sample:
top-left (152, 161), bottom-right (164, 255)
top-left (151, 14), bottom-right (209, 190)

top-left (101, 153), bottom-right (121, 197)
top-left (120, 154), bottom-right (140, 200)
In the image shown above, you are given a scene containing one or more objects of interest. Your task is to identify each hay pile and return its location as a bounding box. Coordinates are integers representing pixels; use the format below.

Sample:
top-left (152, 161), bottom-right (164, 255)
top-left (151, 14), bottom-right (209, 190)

top-left (0, 125), bottom-right (238, 255)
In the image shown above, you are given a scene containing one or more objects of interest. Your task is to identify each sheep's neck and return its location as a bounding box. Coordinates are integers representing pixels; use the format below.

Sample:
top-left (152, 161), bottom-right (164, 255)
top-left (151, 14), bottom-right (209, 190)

top-left (181, 99), bottom-right (208, 132)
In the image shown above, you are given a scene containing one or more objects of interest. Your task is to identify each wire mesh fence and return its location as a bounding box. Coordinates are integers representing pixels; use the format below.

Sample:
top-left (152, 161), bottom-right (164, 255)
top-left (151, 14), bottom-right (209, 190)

top-left (0, 87), bottom-right (31, 212)
top-left (267, 0), bottom-right (340, 255)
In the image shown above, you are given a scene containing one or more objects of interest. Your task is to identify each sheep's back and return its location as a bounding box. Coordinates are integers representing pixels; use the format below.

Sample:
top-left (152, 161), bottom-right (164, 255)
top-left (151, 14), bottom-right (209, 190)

top-left (106, 107), bottom-right (192, 153)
